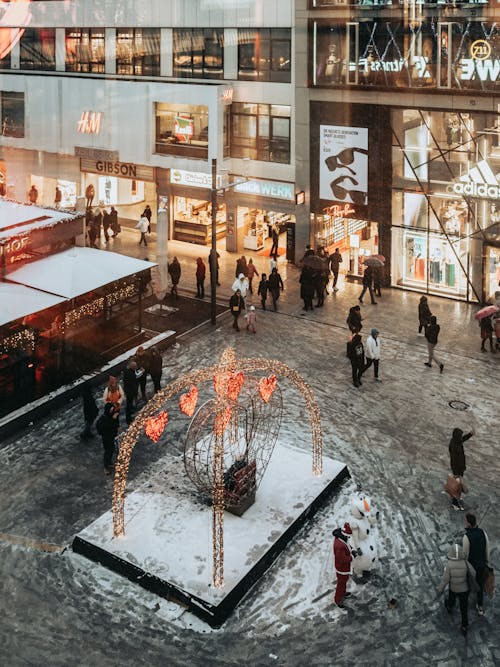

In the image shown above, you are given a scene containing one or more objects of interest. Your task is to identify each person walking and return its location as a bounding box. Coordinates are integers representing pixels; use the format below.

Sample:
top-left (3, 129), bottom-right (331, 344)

top-left (348, 333), bottom-right (365, 388)
top-left (103, 375), bottom-right (124, 410)
top-left (448, 428), bottom-right (473, 510)
top-left (122, 358), bottom-right (139, 425)
top-left (80, 385), bottom-right (98, 440)
top-left (268, 267), bottom-right (284, 312)
top-left (363, 328), bottom-right (381, 381)
top-left (246, 305), bottom-right (257, 334)
top-left (97, 402), bottom-right (120, 475)
top-left (418, 296), bottom-right (432, 334)
top-left (437, 543), bottom-right (477, 636)
top-left (332, 523), bottom-right (354, 608)
top-left (149, 348), bottom-right (163, 393)
top-left (246, 258), bottom-right (259, 294)
top-left (209, 248), bottom-right (220, 286)
top-left (359, 266), bottom-right (377, 304)
top-left (28, 184), bottom-right (39, 204)
top-left (373, 267), bottom-right (382, 298)
top-left (229, 289), bottom-right (245, 331)
top-left (270, 223), bottom-right (279, 258)
top-left (235, 255), bottom-right (248, 278)
top-left (346, 305), bottom-right (363, 333)
top-left (424, 315), bottom-right (444, 372)
top-left (232, 273), bottom-right (249, 304)
top-left (135, 215), bottom-right (149, 247)
top-left (54, 186), bottom-right (62, 209)
top-left (102, 208), bottom-right (111, 243)
top-left (463, 512), bottom-right (491, 616)
top-left (258, 273), bottom-right (269, 310)
top-left (196, 257), bottom-right (206, 298)
top-left (329, 248), bottom-right (343, 292)
top-left (168, 256), bottom-right (181, 299)
top-left (141, 204), bottom-right (152, 233)
top-left (135, 346), bottom-right (150, 401)
top-left (109, 206), bottom-right (120, 237)
top-left (479, 316), bottom-right (495, 353)
top-left (300, 266), bottom-right (315, 311)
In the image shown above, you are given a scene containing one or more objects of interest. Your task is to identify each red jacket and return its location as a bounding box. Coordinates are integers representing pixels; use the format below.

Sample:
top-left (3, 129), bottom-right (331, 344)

top-left (333, 537), bottom-right (352, 575)
top-left (196, 260), bottom-right (206, 280)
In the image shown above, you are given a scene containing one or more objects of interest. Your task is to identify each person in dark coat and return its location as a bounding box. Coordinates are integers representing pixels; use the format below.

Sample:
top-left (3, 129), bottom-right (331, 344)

top-left (229, 289), bottom-right (245, 331)
top-left (149, 347), bottom-right (163, 393)
top-left (347, 333), bottom-right (365, 387)
top-left (109, 206), bottom-right (120, 236)
top-left (196, 257), bottom-right (206, 298)
top-left (479, 316), bottom-right (495, 353)
top-left (418, 296), bottom-right (432, 334)
top-left (300, 266), bottom-right (315, 311)
top-left (373, 267), bottom-right (382, 297)
top-left (102, 209), bottom-right (111, 243)
top-left (168, 257), bottom-right (181, 299)
top-left (135, 346), bottom-right (150, 401)
top-left (81, 385), bottom-right (98, 439)
top-left (257, 273), bottom-right (269, 310)
top-left (424, 315), bottom-right (444, 372)
top-left (209, 248), bottom-right (220, 286)
top-left (463, 512), bottom-right (491, 616)
top-left (449, 427), bottom-right (473, 510)
top-left (270, 224), bottom-right (279, 258)
top-left (268, 267), bottom-right (284, 311)
top-left (122, 358), bottom-right (139, 424)
top-left (142, 204), bottom-right (152, 233)
top-left (235, 255), bottom-right (248, 278)
top-left (359, 266), bottom-right (377, 304)
top-left (99, 402), bottom-right (119, 474)
top-left (346, 305), bottom-right (363, 333)
top-left (329, 248), bottom-right (343, 291)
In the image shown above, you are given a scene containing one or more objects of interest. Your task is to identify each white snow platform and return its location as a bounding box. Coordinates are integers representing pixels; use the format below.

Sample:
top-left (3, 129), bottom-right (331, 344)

top-left (73, 443), bottom-right (349, 627)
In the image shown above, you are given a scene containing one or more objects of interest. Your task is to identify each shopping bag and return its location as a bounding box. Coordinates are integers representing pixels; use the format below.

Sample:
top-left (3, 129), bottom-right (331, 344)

top-left (484, 567), bottom-right (495, 597)
top-left (444, 475), bottom-right (462, 499)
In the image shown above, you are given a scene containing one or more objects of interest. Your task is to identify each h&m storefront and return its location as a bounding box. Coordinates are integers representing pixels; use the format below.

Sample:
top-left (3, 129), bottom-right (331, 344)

top-left (310, 101), bottom-right (500, 302)
top-left (158, 168), bottom-right (296, 256)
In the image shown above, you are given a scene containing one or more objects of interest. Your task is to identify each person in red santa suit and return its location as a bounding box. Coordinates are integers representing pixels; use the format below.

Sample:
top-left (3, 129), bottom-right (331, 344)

top-left (333, 522), bottom-right (355, 607)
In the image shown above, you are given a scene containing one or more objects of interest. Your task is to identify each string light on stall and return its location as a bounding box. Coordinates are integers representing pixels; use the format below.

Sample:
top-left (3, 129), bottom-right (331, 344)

top-left (0, 328), bottom-right (35, 354)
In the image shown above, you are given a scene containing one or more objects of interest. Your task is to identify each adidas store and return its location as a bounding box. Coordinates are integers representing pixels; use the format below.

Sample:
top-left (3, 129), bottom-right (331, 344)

top-left (390, 108), bottom-right (500, 303)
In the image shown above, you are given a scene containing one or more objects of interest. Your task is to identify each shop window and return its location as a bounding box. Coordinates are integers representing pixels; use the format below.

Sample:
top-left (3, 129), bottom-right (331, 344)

top-left (20, 28), bottom-right (56, 71)
top-left (65, 29), bottom-right (105, 73)
top-left (116, 29), bottom-right (160, 77)
top-left (230, 103), bottom-right (291, 164)
top-left (238, 29), bottom-right (291, 83)
top-left (155, 103), bottom-right (208, 159)
top-left (1, 92), bottom-right (24, 138)
top-left (173, 29), bottom-right (223, 79)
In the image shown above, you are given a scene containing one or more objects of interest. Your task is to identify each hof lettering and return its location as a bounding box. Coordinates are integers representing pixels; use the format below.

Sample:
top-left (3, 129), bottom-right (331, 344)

top-left (4, 235), bottom-right (30, 259)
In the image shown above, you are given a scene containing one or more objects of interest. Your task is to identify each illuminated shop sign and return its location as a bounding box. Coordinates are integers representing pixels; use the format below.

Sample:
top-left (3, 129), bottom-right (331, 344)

top-left (174, 115), bottom-right (194, 143)
top-left (170, 169), bottom-right (220, 188)
top-left (323, 203), bottom-right (356, 217)
top-left (234, 179), bottom-right (294, 201)
top-left (319, 125), bottom-right (368, 206)
top-left (3, 235), bottom-right (31, 262)
top-left (80, 158), bottom-right (155, 182)
top-left (77, 111), bottom-right (103, 135)
top-left (446, 159), bottom-right (500, 200)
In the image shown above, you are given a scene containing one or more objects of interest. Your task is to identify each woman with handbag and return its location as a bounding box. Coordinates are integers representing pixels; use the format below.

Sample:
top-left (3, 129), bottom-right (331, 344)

top-left (437, 543), bottom-right (478, 636)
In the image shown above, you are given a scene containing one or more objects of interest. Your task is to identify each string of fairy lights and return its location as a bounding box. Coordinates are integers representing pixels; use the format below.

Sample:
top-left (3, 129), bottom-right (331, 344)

top-left (0, 328), bottom-right (35, 354)
top-left (112, 347), bottom-right (323, 589)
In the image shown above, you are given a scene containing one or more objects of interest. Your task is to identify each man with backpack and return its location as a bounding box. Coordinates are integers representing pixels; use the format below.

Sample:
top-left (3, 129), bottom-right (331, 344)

top-left (347, 332), bottom-right (365, 388)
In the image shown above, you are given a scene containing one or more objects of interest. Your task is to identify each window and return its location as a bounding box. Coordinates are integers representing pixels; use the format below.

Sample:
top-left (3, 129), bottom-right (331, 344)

top-left (65, 29), bottom-right (105, 73)
top-left (238, 29), bottom-right (291, 82)
top-left (20, 29), bottom-right (55, 71)
top-left (173, 29), bottom-right (224, 79)
top-left (231, 103), bottom-right (291, 163)
top-left (155, 103), bottom-right (209, 158)
top-left (116, 29), bottom-right (160, 76)
top-left (1, 92), bottom-right (25, 138)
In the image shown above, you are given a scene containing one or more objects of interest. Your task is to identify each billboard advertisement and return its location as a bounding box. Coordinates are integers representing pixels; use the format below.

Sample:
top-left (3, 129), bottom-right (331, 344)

top-left (319, 125), bottom-right (368, 205)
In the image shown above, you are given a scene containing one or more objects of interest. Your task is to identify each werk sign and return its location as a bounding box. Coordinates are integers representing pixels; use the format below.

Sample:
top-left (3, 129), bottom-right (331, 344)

top-left (0, 0), bottom-right (32, 60)
top-left (447, 160), bottom-right (500, 200)
top-left (319, 125), bottom-right (368, 206)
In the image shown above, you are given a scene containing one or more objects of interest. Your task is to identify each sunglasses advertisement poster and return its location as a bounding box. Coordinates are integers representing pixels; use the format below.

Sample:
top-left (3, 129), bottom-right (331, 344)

top-left (319, 125), bottom-right (368, 206)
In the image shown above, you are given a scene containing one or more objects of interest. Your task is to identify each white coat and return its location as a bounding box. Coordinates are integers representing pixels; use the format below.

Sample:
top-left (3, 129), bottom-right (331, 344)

top-left (232, 275), bottom-right (249, 298)
top-left (365, 335), bottom-right (380, 360)
top-left (135, 217), bottom-right (149, 233)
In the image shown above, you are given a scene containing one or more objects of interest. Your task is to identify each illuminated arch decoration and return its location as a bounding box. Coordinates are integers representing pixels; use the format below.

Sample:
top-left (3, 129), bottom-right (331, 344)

top-left (0, 1), bottom-right (32, 61)
top-left (112, 348), bottom-right (323, 588)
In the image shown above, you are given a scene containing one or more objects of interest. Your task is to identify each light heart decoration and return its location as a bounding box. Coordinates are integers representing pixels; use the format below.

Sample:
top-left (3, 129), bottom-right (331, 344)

top-left (213, 406), bottom-right (232, 437)
top-left (145, 411), bottom-right (168, 443)
top-left (179, 386), bottom-right (198, 417)
top-left (258, 374), bottom-right (277, 403)
top-left (213, 371), bottom-right (245, 401)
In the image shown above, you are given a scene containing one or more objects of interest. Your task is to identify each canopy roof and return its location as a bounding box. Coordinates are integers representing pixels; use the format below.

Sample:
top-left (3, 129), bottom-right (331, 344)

top-left (6, 247), bottom-right (155, 299)
top-left (0, 200), bottom-right (83, 241)
top-left (0, 282), bottom-right (65, 328)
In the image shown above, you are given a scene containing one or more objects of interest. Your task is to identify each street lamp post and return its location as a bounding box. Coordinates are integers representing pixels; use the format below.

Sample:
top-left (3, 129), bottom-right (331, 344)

top-left (210, 158), bottom-right (218, 326)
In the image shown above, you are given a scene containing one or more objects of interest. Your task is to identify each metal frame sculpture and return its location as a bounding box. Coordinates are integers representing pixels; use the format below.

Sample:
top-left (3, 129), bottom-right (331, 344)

top-left (112, 348), bottom-right (323, 588)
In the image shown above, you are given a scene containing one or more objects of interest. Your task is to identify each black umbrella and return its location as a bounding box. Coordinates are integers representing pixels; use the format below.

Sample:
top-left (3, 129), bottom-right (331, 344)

top-left (302, 255), bottom-right (327, 271)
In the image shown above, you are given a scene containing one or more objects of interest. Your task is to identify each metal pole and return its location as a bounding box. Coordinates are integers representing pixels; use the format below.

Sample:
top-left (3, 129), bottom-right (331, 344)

top-left (210, 158), bottom-right (218, 325)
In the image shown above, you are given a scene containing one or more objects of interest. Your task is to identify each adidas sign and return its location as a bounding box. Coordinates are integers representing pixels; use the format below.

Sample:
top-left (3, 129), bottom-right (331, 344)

top-left (446, 159), bottom-right (500, 200)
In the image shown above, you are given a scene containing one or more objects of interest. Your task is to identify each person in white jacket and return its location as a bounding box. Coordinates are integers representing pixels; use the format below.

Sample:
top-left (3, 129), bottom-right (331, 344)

top-left (135, 216), bottom-right (149, 247)
top-left (363, 328), bottom-right (381, 381)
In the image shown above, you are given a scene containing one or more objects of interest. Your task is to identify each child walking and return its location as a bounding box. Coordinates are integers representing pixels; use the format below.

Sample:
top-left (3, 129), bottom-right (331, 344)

top-left (246, 305), bottom-right (257, 334)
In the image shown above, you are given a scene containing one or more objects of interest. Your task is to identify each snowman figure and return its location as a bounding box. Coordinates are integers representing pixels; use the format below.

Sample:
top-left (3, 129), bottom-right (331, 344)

top-left (349, 494), bottom-right (380, 579)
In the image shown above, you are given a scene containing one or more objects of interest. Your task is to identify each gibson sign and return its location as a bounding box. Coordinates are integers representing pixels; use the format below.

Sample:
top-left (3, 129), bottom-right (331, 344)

top-left (80, 158), bottom-right (155, 182)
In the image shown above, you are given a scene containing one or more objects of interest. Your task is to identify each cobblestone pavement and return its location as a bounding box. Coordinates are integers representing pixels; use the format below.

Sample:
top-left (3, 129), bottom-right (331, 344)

top-left (0, 240), bottom-right (499, 666)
